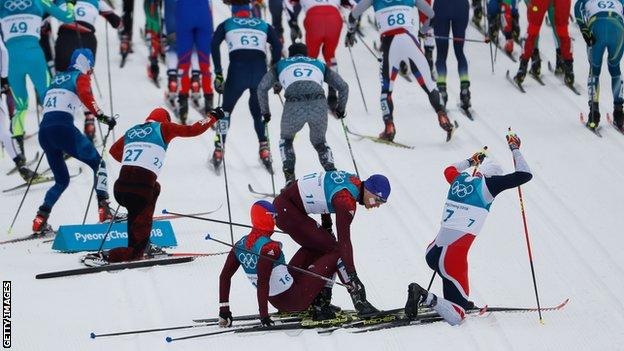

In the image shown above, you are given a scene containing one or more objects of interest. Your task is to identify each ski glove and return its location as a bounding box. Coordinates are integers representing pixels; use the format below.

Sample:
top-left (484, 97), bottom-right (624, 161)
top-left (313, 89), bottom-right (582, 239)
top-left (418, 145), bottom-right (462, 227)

top-left (263, 113), bottom-right (271, 123)
top-left (219, 310), bottom-right (233, 328)
top-left (345, 14), bottom-right (358, 47)
top-left (260, 316), bottom-right (274, 327)
top-left (506, 132), bottom-right (521, 150)
top-left (288, 19), bottom-right (302, 42)
top-left (209, 107), bottom-right (226, 120)
top-left (214, 73), bottom-right (225, 94)
top-left (97, 113), bottom-right (116, 129)
top-left (468, 151), bottom-right (486, 166)
top-left (581, 28), bottom-right (595, 47)
top-left (335, 109), bottom-right (346, 119)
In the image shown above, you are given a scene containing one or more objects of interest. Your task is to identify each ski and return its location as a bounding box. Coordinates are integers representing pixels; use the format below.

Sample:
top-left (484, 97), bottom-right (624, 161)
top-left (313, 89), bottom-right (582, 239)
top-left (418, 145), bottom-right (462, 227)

top-left (345, 127), bottom-right (416, 149)
top-left (545, 62), bottom-right (582, 95)
top-left (445, 120), bottom-right (460, 142)
top-left (248, 184), bottom-right (276, 198)
top-left (506, 70), bottom-right (526, 93)
top-left (35, 256), bottom-right (195, 279)
top-left (606, 113), bottom-right (624, 134)
top-left (547, 60), bottom-right (563, 76)
top-left (2, 168), bottom-right (83, 193)
top-left (529, 72), bottom-right (546, 86)
top-left (0, 229), bottom-right (57, 245)
top-left (457, 103), bottom-right (475, 121)
top-left (580, 113), bottom-right (603, 137)
top-left (5, 151), bottom-right (41, 176)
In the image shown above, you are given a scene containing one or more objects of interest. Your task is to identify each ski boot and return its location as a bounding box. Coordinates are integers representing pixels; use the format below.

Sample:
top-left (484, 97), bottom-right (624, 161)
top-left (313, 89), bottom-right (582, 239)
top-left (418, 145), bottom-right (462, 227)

top-left (211, 143), bottom-right (224, 170)
top-left (530, 48), bottom-right (541, 77)
top-left (554, 48), bottom-right (564, 75)
top-left (147, 56), bottom-right (160, 86)
top-left (327, 87), bottom-right (338, 114)
top-left (504, 39), bottom-right (514, 55)
top-left (350, 288), bottom-right (378, 316)
top-left (178, 93), bottom-right (189, 124)
top-left (563, 59), bottom-right (575, 86)
top-left (311, 287), bottom-right (336, 321)
top-left (472, 0), bottom-right (483, 28)
top-left (378, 120), bottom-right (396, 141)
top-left (190, 70), bottom-right (202, 109)
top-left (404, 282), bottom-right (431, 319)
top-left (18, 165), bottom-right (38, 182)
top-left (82, 251), bottom-right (109, 267)
top-left (259, 141), bottom-right (273, 174)
top-left (145, 244), bottom-right (169, 258)
top-left (425, 46), bottom-right (434, 71)
top-left (84, 111), bottom-right (96, 143)
top-left (487, 15), bottom-right (500, 44)
top-left (614, 104), bottom-right (624, 130)
top-left (437, 83), bottom-right (448, 108)
top-left (514, 59), bottom-right (529, 85)
top-left (98, 199), bottom-right (126, 223)
top-left (204, 93), bottom-right (214, 115)
top-left (32, 208), bottom-right (52, 235)
top-left (511, 12), bottom-right (520, 42)
top-left (438, 110), bottom-right (454, 133)
top-left (166, 70), bottom-right (178, 108)
top-left (460, 81), bottom-right (471, 110)
top-left (586, 102), bottom-right (600, 130)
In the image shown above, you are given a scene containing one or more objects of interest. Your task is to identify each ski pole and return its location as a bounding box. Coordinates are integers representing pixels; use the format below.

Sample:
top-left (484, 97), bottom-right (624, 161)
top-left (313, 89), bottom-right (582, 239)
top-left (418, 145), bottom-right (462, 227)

top-left (277, 93), bottom-right (284, 106)
top-left (428, 35), bottom-right (490, 44)
top-left (95, 204), bottom-right (121, 254)
top-left (340, 119), bottom-right (359, 178)
top-left (75, 23), bottom-right (105, 142)
top-left (161, 209), bottom-right (287, 234)
top-left (205, 233), bottom-right (350, 289)
top-left (90, 321), bottom-right (221, 339)
top-left (347, 46), bottom-right (368, 113)
top-left (484, 0), bottom-right (496, 71)
top-left (92, 71), bottom-right (104, 98)
top-left (264, 122), bottom-right (276, 197)
top-left (217, 129), bottom-right (235, 245)
top-left (355, 32), bottom-right (381, 62)
top-left (104, 22), bottom-right (116, 141)
top-left (426, 272), bottom-right (436, 290)
top-left (7, 152), bottom-right (45, 234)
top-left (82, 124), bottom-right (115, 224)
top-left (508, 127), bottom-right (543, 323)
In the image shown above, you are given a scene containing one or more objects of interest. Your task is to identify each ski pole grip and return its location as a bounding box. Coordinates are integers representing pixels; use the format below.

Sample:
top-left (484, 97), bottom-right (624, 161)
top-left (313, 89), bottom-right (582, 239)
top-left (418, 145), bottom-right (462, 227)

top-left (162, 209), bottom-right (168, 214)
top-left (205, 233), bottom-right (212, 240)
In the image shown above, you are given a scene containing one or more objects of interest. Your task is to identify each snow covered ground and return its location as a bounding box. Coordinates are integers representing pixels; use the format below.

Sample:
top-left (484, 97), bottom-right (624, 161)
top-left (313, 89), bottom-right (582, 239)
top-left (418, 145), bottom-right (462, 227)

top-left (1, 1), bottom-right (623, 350)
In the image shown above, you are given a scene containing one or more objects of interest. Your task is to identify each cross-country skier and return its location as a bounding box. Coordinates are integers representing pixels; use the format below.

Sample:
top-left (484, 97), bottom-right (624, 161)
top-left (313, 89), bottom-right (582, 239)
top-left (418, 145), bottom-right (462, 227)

top-left (433, 0), bottom-right (472, 111)
top-left (81, 107), bottom-right (223, 267)
top-left (345, 0), bottom-right (455, 142)
top-left (487, 0), bottom-right (520, 58)
top-left (176, 0), bottom-right (215, 123)
top-left (54, 0), bottom-right (122, 142)
top-left (210, 1), bottom-right (282, 172)
top-left (289, 0), bottom-right (350, 112)
top-left (119, 0), bottom-right (134, 63)
top-left (574, 0), bottom-right (624, 131)
top-left (513, 0), bottom-right (575, 86)
top-left (273, 170), bottom-right (390, 315)
top-left (0, 0), bottom-right (74, 161)
top-left (274, 0), bottom-right (302, 44)
top-left (218, 200), bottom-right (343, 326)
top-left (32, 49), bottom-right (118, 234)
top-left (257, 43), bottom-right (347, 184)
top-left (404, 131), bottom-right (532, 325)
top-left (0, 36), bottom-right (38, 181)
top-left (144, 0), bottom-right (163, 85)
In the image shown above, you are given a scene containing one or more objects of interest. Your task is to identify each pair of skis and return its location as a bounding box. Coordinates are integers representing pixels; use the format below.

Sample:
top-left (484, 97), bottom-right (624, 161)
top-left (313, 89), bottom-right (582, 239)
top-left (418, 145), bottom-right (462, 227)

top-left (2, 168), bottom-right (84, 193)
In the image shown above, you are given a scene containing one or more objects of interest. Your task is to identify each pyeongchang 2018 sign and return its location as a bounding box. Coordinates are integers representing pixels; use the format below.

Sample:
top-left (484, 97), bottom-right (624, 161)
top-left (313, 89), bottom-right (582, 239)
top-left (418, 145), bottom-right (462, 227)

top-left (52, 221), bottom-right (177, 252)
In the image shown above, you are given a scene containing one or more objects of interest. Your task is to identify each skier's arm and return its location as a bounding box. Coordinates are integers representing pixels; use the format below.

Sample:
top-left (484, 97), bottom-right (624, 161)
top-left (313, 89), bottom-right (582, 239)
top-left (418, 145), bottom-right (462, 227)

top-left (266, 25), bottom-right (283, 65)
top-left (76, 74), bottom-right (102, 116)
top-left (42, 0), bottom-right (75, 24)
top-left (324, 69), bottom-right (349, 113)
top-left (98, 1), bottom-right (122, 28)
top-left (108, 137), bottom-right (125, 162)
top-left (256, 243), bottom-right (281, 318)
top-left (219, 250), bottom-right (240, 307)
top-left (332, 189), bottom-right (358, 274)
top-left (159, 117), bottom-right (217, 143)
top-left (351, 0), bottom-right (373, 18)
top-left (415, 0), bottom-right (435, 30)
top-left (211, 23), bottom-right (226, 74)
top-left (444, 159), bottom-right (471, 184)
top-left (483, 150), bottom-right (532, 197)
top-left (257, 70), bottom-right (277, 116)
top-left (574, 0), bottom-right (588, 31)
top-left (0, 38), bottom-right (8, 79)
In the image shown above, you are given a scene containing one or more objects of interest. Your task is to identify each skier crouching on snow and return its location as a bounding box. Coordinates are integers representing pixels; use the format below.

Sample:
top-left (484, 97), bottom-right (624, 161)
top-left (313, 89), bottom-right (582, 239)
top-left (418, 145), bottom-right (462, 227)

top-left (405, 131), bottom-right (532, 325)
top-left (218, 200), bottom-right (343, 326)
top-left (81, 107), bottom-right (223, 267)
top-left (273, 170), bottom-right (390, 316)
top-left (257, 43), bottom-right (349, 185)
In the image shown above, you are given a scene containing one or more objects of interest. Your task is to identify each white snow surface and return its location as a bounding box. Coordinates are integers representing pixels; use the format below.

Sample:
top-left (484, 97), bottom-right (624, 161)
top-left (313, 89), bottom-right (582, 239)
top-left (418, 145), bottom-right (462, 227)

top-left (1, 2), bottom-right (623, 350)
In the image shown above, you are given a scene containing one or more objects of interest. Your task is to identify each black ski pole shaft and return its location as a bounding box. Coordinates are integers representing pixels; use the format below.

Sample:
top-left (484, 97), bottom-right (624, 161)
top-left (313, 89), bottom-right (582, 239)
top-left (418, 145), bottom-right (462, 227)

top-left (347, 46), bottom-right (368, 113)
top-left (484, 0), bottom-right (496, 71)
top-left (264, 123), bottom-right (276, 197)
top-left (219, 131), bottom-right (234, 244)
top-left (161, 209), bottom-right (286, 234)
top-left (277, 93), bottom-right (284, 106)
top-left (92, 71), bottom-right (104, 98)
top-left (340, 119), bottom-right (359, 178)
top-left (431, 35), bottom-right (490, 43)
top-left (7, 152), bottom-right (45, 234)
top-left (205, 233), bottom-right (350, 288)
top-left (91, 321), bottom-right (217, 339)
top-left (82, 127), bottom-right (113, 224)
top-left (355, 32), bottom-right (381, 62)
top-left (96, 204), bottom-right (121, 253)
top-left (426, 272), bottom-right (436, 290)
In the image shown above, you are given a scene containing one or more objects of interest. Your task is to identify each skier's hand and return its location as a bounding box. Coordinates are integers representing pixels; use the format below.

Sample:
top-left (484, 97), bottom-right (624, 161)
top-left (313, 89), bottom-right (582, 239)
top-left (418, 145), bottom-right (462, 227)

top-left (97, 113), bottom-right (116, 129)
top-left (581, 28), bottom-right (595, 47)
top-left (288, 19), bottom-right (302, 41)
top-left (345, 31), bottom-right (357, 47)
top-left (506, 132), bottom-right (521, 150)
top-left (262, 113), bottom-right (271, 123)
top-left (214, 73), bottom-right (225, 94)
top-left (273, 83), bottom-right (282, 95)
top-left (218, 310), bottom-right (233, 328)
top-left (260, 316), bottom-right (274, 327)
top-left (0, 77), bottom-right (9, 94)
top-left (335, 109), bottom-right (346, 119)
top-left (208, 107), bottom-right (225, 120)
top-left (468, 150), bottom-right (486, 166)
top-left (345, 14), bottom-right (358, 47)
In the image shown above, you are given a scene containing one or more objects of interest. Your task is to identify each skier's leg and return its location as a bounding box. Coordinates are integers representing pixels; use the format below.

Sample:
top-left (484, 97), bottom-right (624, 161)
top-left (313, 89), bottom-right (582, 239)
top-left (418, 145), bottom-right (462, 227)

top-left (279, 101), bottom-right (307, 182)
top-left (402, 34), bottom-right (445, 114)
top-left (303, 10), bottom-right (323, 59)
top-left (433, 3), bottom-right (451, 94)
top-left (38, 126), bottom-right (71, 211)
top-left (452, 4), bottom-right (471, 108)
top-left (195, 9), bottom-right (214, 102)
top-left (379, 36), bottom-right (398, 140)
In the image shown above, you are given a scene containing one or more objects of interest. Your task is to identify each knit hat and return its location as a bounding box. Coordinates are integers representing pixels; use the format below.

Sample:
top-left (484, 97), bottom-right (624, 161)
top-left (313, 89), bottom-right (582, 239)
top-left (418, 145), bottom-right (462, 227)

top-left (288, 43), bottom-right (308, 57)
top-left (145, 108), bottom-right (171, 123)
top-left (70, 48), bottom-right (95, 74)
top-left (363, 174), bottom-right (390, 202)
top-left (250, 200), bottom-right (276, 232)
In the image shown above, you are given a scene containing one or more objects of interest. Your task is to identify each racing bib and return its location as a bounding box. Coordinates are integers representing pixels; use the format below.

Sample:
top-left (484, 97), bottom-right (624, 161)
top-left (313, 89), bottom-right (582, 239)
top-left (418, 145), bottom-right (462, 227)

top-left (584, 0), bottom-right (624, 20)
top-left (42, 88), bottom-right (81, 115)
top-left (225, 28), bottom-right (268, 52)
top-left (1, 14), bottom-right (41, 41)
top-left (122, 141), bottom-right (167, 176)
top-left (297, 172), bottom-right (330, 214)
top-left (440, 199), bottom-right (488, 234)
top-left (278, 62), bottom-right (324, 90)
top-left (374, 6), bottom-right (415, 33)
top-left (73, 1), bottom-right (99, 26)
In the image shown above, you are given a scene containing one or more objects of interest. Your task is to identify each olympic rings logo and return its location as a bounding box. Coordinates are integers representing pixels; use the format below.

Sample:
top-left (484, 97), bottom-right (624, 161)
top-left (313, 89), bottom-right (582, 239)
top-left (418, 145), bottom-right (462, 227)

top-left (4, 0), bottom-right (32, 11)
top-left (238, 253), bottom-right (257, 269)
top-left (52, 74), bottom-right (71, 86)
top-left (233, 17), bottom-right (262, 26)
top-left (127, 126), bottom-right (153, 139)
top-left (451, 181), bottom-right (473, 198)
top-left (329, 170), bottom-right (347, 184)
